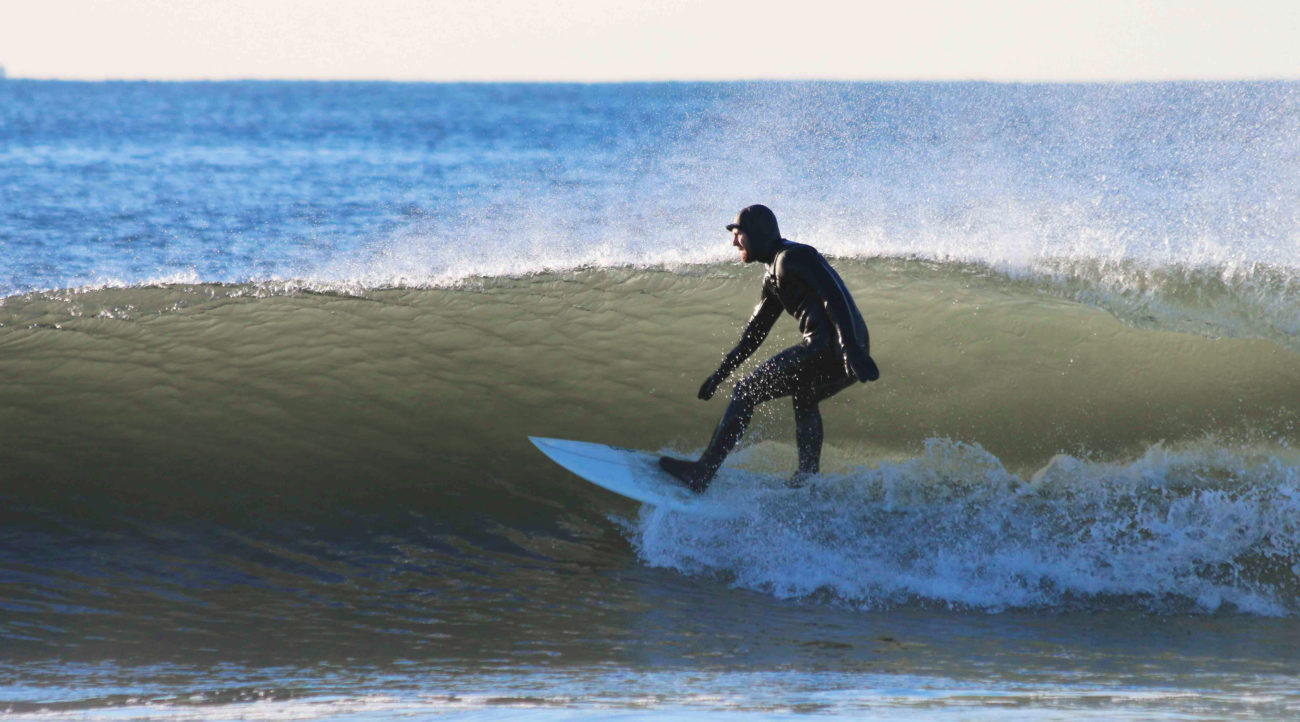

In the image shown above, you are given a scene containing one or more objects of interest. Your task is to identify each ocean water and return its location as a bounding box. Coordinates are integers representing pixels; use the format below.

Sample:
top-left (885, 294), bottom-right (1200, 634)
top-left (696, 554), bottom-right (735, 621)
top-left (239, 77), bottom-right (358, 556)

top-left (2, 80), bottom-right (1299, 720)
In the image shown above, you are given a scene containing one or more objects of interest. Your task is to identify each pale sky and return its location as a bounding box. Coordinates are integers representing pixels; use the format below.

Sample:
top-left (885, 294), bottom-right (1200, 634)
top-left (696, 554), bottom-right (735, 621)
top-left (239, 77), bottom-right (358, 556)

top-left (1, 0), bottom-right (1297, 82)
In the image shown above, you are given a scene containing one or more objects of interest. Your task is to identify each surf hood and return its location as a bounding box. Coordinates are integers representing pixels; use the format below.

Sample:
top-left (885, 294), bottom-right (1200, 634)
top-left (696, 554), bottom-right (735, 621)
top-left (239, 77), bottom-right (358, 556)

top-left (727, 204), bottom-right (784, 262)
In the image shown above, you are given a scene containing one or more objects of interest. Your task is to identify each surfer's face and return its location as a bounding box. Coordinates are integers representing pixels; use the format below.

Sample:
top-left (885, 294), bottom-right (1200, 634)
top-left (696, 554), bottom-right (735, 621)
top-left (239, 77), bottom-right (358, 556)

top-left (732, 228), bottom-right (754, 263)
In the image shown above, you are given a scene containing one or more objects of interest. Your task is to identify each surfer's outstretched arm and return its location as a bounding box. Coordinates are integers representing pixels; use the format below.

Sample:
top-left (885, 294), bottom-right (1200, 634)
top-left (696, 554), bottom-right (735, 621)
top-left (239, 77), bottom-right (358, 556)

top-left (698, 291), bottom-right (782, 400)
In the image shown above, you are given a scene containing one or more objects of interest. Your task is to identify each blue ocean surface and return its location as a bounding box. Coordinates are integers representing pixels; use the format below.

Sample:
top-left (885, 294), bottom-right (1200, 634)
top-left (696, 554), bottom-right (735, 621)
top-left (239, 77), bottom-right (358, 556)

top-left (2, 80), bottom-right (1299, 719)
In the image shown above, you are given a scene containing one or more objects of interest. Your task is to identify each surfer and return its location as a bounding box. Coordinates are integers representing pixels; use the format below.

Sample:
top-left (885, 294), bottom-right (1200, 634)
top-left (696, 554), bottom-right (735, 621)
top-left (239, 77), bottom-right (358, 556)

top-left (660, 204), bottom-right (879, 492)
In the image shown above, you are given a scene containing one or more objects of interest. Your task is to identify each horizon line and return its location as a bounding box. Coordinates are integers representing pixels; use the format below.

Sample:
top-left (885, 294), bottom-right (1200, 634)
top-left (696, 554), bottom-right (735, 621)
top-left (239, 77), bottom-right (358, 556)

top-left (5, 73), bottom-right (1299, 85)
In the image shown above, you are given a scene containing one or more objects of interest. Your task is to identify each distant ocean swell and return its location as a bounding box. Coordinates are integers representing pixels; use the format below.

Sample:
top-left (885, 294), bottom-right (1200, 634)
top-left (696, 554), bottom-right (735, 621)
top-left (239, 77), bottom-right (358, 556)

top-left (2, 258), bottom-right (1298, 629)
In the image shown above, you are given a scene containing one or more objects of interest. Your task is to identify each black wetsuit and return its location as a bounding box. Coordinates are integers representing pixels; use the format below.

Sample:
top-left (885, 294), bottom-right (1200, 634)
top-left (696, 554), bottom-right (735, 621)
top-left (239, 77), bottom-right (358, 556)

top-left (661, 239), bottom-right (878, 491)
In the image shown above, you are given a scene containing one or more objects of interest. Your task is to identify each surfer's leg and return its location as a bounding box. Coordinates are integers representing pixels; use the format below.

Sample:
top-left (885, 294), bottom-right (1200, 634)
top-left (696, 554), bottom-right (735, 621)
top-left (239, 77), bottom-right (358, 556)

top-left (789, 353), bottom-right (857, 486)
top-left (695, 387), bottom-right (759, 475)
top-left (662, 391), bottom-right (763, 492)
top-left (667, 347), bottom-right (806, 490)
top-left (661, 398), bottom-right (757, 491)
top-left (791, 391), bottom-right (823, 477)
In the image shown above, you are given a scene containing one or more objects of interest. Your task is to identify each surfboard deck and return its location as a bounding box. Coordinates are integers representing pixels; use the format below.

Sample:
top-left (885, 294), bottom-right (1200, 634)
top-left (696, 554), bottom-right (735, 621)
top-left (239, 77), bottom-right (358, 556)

top-left (529, 436), bottom-right (738, 518)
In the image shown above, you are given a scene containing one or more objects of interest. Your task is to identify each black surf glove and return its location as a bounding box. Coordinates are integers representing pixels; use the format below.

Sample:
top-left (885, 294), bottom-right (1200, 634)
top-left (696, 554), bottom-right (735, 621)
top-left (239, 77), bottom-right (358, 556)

top-left (698, 369), bottom-right (729, 400)
top-left (843, 345), bottom-right (880, 382)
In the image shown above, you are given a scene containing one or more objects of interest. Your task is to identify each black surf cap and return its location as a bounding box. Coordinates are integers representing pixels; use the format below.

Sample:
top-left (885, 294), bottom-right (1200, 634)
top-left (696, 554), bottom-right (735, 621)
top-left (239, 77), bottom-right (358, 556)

top-left (726, 204), bottom-right (781, 242)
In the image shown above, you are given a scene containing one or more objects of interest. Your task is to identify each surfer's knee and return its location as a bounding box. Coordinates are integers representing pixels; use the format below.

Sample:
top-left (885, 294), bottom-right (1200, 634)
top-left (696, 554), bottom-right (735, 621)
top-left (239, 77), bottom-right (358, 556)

top-left (731, 376), bottom-right (759, 405)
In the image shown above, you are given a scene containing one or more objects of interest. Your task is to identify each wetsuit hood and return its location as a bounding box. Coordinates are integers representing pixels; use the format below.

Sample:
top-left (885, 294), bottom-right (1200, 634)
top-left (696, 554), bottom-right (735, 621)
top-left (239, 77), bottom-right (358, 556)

top-left (727, 204), bottom-right (783, 263)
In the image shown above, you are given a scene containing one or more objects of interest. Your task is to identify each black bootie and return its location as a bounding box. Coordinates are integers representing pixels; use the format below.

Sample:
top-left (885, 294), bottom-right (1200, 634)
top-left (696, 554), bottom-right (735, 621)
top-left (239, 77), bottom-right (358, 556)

top-left (658, 456), bottom-right (714, 493)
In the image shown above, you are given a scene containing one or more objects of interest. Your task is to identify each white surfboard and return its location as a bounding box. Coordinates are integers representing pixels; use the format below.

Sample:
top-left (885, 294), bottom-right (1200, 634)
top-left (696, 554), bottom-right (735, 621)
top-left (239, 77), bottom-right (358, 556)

top-left (529, 436), bottom-right (738, 518)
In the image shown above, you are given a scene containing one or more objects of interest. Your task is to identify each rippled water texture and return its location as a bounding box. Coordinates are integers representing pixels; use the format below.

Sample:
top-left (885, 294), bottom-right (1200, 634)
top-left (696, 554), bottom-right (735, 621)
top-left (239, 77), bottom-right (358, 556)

top-left (2, 80), bottom-right (1298, 719)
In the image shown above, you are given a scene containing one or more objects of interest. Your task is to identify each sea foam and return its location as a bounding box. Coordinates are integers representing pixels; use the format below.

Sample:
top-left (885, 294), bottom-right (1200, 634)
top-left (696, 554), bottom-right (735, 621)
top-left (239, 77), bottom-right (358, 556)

top-left (630, 439), bottom-right (1300, 616)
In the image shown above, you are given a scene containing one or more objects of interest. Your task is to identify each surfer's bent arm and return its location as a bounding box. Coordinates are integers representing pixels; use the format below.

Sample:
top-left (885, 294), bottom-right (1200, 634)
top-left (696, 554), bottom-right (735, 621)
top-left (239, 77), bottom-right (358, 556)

top-left (718, 292), bottom-right (782, 378)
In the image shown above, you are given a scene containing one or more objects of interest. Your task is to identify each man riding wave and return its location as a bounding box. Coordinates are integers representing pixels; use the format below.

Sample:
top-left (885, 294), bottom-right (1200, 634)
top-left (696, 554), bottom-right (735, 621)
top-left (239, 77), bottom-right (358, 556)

top-left (660, 204), bottom-right (879, 491)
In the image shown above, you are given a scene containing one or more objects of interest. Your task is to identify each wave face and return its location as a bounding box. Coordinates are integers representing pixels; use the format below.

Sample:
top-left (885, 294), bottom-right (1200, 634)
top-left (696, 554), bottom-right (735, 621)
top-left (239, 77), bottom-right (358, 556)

top-left (2, 262), bottom-right (1298, 636)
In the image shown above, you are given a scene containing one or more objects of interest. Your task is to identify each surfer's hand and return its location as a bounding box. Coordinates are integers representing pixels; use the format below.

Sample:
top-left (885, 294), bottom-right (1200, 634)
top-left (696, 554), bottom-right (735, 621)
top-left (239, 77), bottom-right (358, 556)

top-left (698, 370), bottom-right (727, 400)
top-left (843, 345), bottom-right (879, 382)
